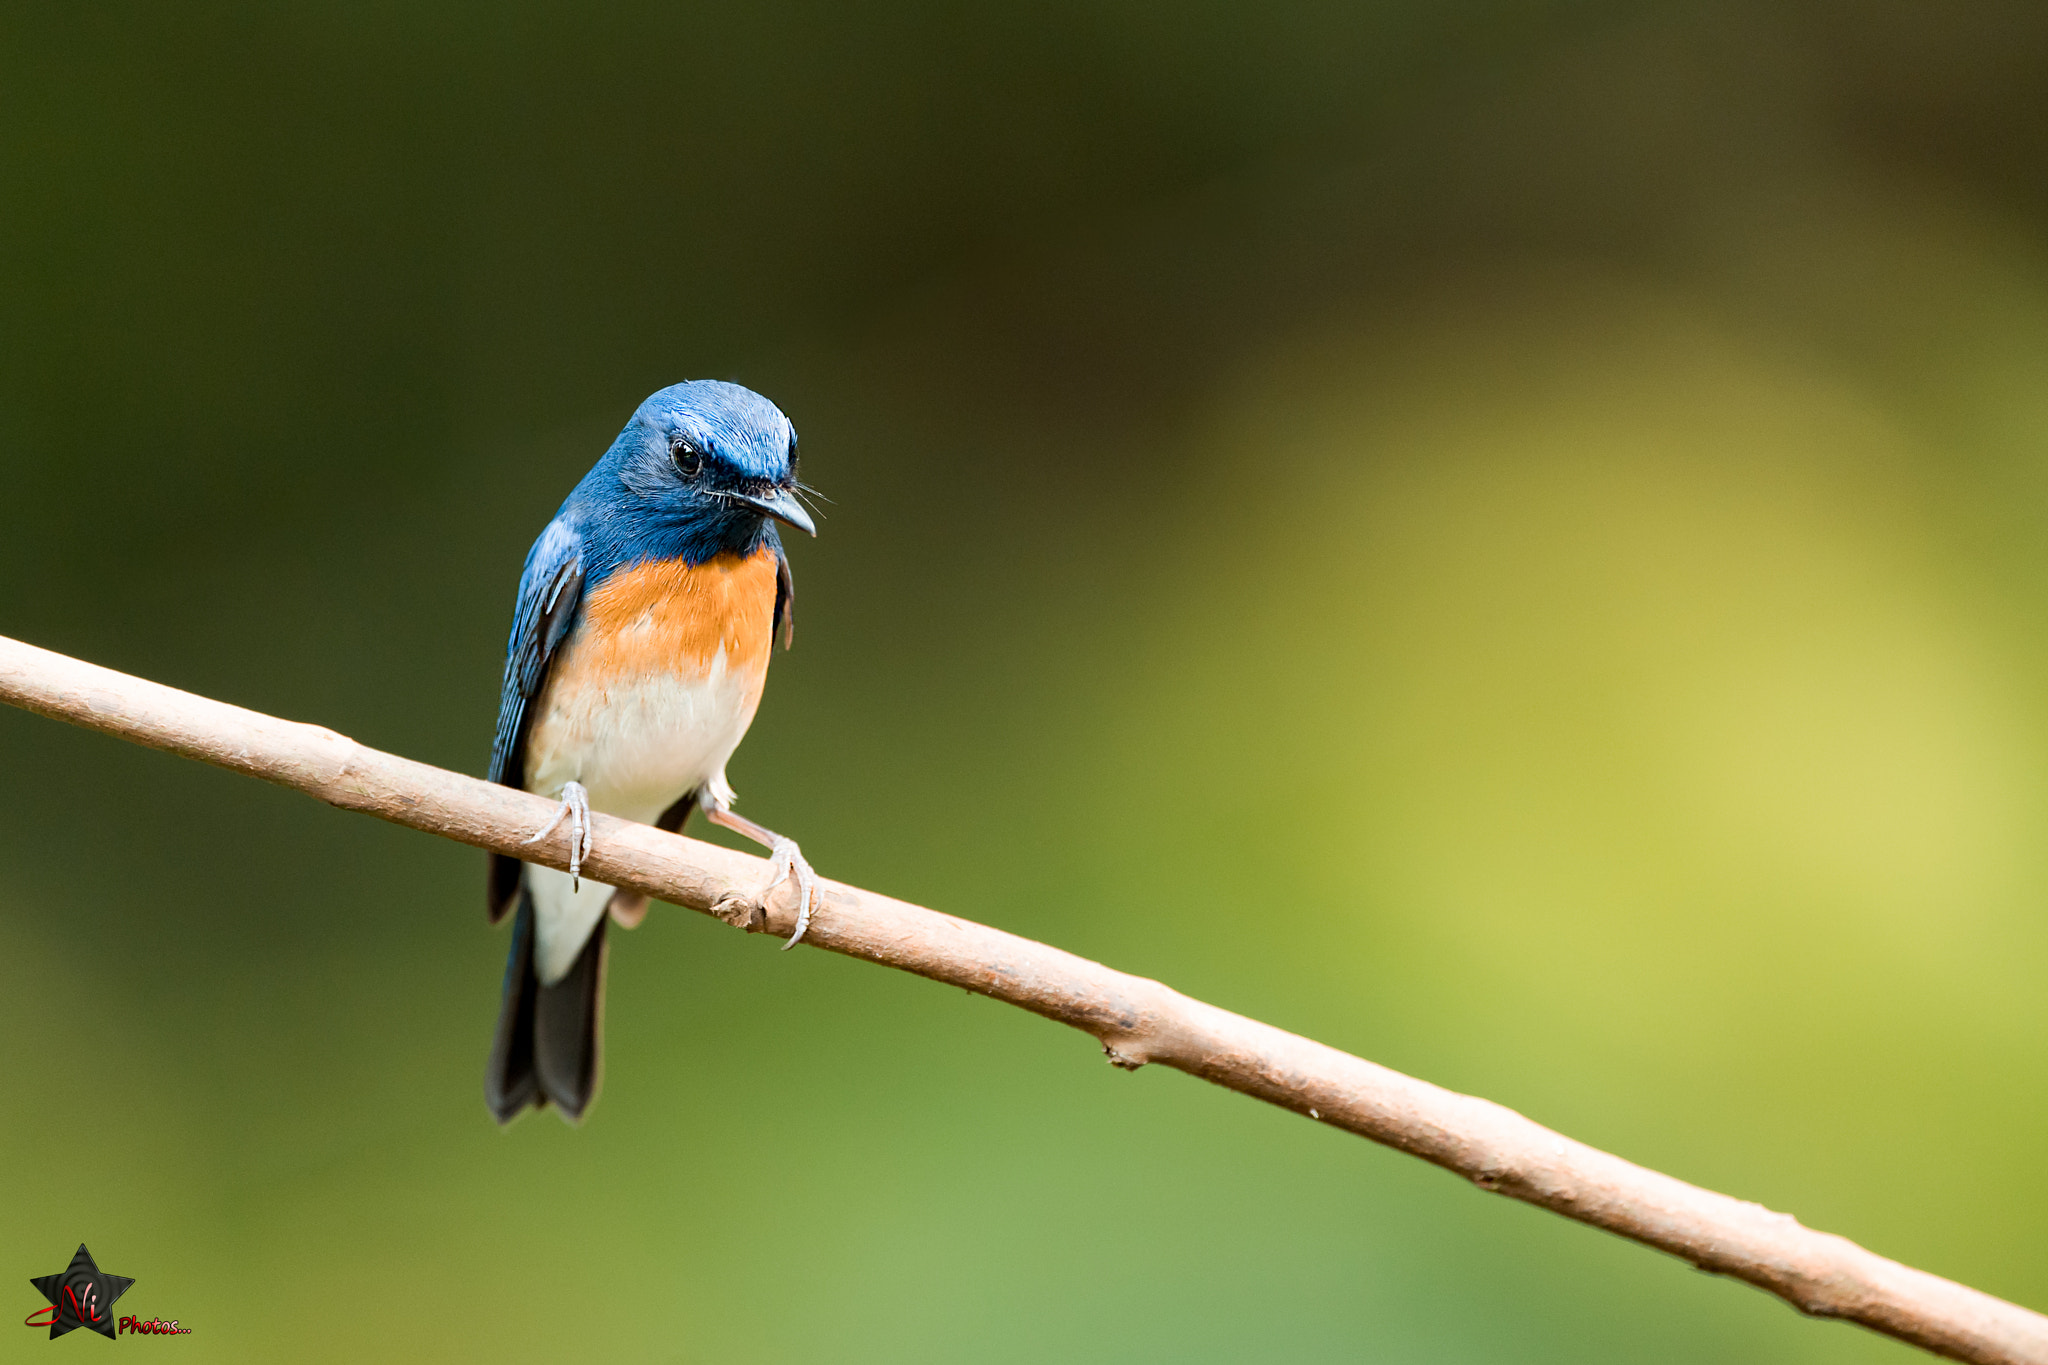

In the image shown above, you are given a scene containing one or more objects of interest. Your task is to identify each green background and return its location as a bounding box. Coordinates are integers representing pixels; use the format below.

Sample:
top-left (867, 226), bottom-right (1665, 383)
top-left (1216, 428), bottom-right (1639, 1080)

top-left (5, 2), bottom-right (2048, 1359)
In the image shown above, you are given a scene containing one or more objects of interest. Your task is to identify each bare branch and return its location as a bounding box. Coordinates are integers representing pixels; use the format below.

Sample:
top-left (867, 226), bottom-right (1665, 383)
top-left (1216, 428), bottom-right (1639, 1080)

top-left (1, 630), bottom-right (2041, 1363)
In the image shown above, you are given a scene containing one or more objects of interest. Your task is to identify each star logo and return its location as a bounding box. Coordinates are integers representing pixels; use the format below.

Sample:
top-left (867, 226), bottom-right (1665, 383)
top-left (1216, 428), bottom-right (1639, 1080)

top-left (26, 1245), bottom-right (133, 1340)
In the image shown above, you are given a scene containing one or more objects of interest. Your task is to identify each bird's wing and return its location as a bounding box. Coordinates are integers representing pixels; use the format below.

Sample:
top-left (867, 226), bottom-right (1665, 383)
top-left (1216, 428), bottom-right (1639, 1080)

top-left (772, 537), bottom-right (795, 649)
top-left (487, 514), bottom-right (585, 922)
top-left (489, 514), bottom-right (586, 785)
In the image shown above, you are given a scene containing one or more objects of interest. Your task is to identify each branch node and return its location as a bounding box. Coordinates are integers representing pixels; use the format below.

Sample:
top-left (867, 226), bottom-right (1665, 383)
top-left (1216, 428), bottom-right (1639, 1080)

top-left (1100, 1039), bottom-right (1148, 1071)
top-left (710, 889), bottom-right (767, 932)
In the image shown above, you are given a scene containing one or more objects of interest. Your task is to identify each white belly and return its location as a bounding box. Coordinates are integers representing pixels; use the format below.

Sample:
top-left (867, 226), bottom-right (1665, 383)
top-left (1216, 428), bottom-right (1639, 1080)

top-left (522, 650), bottom-right (760, 982)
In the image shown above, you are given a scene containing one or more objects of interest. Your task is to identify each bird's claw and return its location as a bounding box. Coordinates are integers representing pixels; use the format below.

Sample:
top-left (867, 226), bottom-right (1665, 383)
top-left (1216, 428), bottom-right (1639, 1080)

top-left (523, 780), bottom-right (593, 890)
top-left (761, 836), bottom-right (817, 949)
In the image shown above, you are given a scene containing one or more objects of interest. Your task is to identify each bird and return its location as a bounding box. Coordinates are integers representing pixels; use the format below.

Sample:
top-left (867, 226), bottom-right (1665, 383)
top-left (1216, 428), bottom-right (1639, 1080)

top-left (483, 380), bottom-right (819, 1124)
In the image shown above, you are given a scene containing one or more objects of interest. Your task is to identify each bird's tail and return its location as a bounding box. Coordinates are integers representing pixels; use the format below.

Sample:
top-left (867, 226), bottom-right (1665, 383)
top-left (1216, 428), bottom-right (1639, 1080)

top-left (486, 889), bottom-right (606, 1123)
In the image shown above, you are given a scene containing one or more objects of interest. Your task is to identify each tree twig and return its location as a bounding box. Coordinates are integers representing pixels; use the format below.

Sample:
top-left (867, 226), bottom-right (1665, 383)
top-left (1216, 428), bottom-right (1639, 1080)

top-left (0, 630), bottom-right (2041, 1364)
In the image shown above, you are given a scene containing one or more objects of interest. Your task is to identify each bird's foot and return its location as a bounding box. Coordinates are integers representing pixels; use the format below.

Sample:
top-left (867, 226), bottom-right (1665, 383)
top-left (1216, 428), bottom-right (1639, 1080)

top-left (760, 836), bottom-right (817, 949)
top-left (522, 780), bottom-right (593, 889)
top-left (699, 785), bottom-right (816, 948)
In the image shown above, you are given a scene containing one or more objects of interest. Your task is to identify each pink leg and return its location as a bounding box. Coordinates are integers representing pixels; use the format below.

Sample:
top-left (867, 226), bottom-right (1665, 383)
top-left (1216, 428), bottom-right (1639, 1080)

top-left (705, 805), bottom-right (818, 948)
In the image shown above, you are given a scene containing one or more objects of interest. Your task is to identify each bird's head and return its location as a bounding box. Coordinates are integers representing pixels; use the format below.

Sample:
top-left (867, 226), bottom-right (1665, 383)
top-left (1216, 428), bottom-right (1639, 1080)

top-left (614, 380), bottom-right (817, 542)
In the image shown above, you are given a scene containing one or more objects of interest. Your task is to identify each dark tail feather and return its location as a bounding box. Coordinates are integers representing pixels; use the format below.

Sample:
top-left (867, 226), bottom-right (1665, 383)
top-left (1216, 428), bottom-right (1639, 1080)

top-left (486, 893), bottom-right (608, 1124)
top-left (486, 894), bottom-right (540, 1121)
top-left (534, 914), bottom-right (606, 1119)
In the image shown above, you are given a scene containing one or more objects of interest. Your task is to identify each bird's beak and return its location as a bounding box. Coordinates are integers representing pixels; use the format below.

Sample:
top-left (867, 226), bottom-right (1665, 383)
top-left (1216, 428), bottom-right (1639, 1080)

top-left (735, 486), bottom-right (817, 537)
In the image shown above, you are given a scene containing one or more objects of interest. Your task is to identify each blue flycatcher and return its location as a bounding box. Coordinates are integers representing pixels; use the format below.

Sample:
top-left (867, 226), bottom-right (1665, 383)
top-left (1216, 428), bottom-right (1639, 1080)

top-left (484, 380), bottom-right (818, 1123)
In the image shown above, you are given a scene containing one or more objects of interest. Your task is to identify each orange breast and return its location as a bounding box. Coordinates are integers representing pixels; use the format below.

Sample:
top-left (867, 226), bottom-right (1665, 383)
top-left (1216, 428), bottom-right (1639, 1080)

top-left (569, 545), bottom-right (779, 685)
top-left (519, 546), bottom-right (781, 796)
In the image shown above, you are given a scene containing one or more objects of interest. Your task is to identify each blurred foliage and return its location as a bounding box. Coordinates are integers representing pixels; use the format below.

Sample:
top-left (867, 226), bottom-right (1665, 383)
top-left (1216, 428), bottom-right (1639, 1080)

top-left (5, 1), bottom-right (2048, 1360)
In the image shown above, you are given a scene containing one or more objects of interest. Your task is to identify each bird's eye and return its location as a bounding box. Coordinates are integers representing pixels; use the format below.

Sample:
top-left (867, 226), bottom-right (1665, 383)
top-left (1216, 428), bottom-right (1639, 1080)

top-left (669, 437), bottom-right (703, 479)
